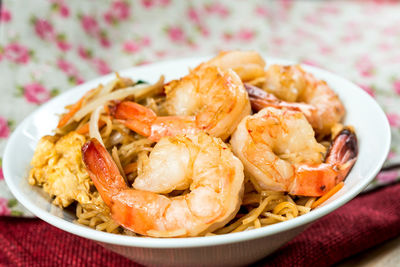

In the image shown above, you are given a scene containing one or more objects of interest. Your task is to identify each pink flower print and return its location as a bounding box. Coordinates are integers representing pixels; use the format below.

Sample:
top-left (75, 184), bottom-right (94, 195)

top-left (167, 26), bottom-right (185, 42)
top-left (141, 0), bottom-right (155, 8)
top-left (187, 39), bottom-right (198, 50)
top-left (141, 36), bottom-right (151, 47)
top-left (301, 59), bottom-right (320, 68)
top-left (57, 58), bottom-right (84, 84)
top-left (155, 50), bottom-right (167, 58)
top-left (0, 7), bottom-right (11, 22)
top-left (158, 0), bottom-right (171, 6)
top-left (57, 59), bottom-right (76, 75)
top-left (100, 36), bottom-right (111, 48)
top-left (0, 166), bottom-right (3, 180)
top-left (33, 18), bottom-right (55, 41)
top-left (255, 5), bottom-right (269, 17)
top-left (294, 28), bottom-right (316, 39)
top-left (376, 170), bottom-right (398, 183)
top-left (318, 5), bottom-right (339, 14)
top-left (280, 0), bottom-right (293, 10)
top-left (92, 58), bottom-right (111, 75)
top-left (23, 83), bottom-right (51, 104)
top-left (113, 0), bottom-right (130, 19)
top-left (387, 151), bottom-right (396, 160)
top-left (188, 7), bottom-right (201, 23)
top-left (123, 40), bottom-right (141, 53)
top-left (383, 24), bottom-right (399, 35)
top-left (80, 15), bottom-right (100, 36)
top-left (223, 32), bottom-right (233, 42)
top-left (99, 31), bottom-right (111, 48)
top-left (0, 117), bottom-right (10, 138)
top-left (358, 84), bottom-right (375, 97)
top-left (237, 29), bottom-right (255, 42)
top-left (77, 46), bottom-right (92, 59)
top-left (393, 80), bottom-right (400, 95)
top-left (271, 37), bottom-right (284, 46)
top-left (56, 34), bottom-right (71, 51)
top-left (103, 12), bottom-right (115, 25)
top-left (372, 0), bottom-right (397, 4)
top-left (205, 3), bottom-right (229, 17)
top-left (104, 0), bottom-right (130, 24)
top-left (56, 40), bottom-right (71, 51)
top-left (59, 3), bottom-right (70, 17)
top-left (378, 42), bottom-right (393, 50)
top-left (387, 113), bottom-right (400, 127)
top-left (4, 43), bottom-right (30, 64)
top-left (304, 13), bottom-right (320, 24)
top-left (355, 56), bottom-right (374, 77)
top-left (319, 45), bottom-right (333, 55)
top-left (0, 198), bottom-right (11, 216)
top-left (199, 25), bottom-right (210, 37)
top-left (51, 0), bottom-right (70, 17)
top-left (342, 32), bottom-right (361, 43)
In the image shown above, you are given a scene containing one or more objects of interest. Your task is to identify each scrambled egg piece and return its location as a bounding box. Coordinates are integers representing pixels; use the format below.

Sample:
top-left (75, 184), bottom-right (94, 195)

top-left (29, 132), bottom-right (93, 207)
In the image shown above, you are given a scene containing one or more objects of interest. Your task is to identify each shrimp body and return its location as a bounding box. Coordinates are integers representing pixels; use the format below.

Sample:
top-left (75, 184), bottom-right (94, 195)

top-left (115, 66), bottom-right (251, 141)
top-left (82, 133), bottom-right (245, 237)
top-left (230, 107), bottom-right (357, 196)
top-left (249, 65), bottom-right (345, 137)
top-left (195, 50), bottom-right (266, 82)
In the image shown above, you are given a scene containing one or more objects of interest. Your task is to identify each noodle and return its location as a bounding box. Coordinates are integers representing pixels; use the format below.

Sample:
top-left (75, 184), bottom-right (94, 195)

top-left (100, 115), bottom-right (113, 140)
top-left (112, 146), bottom-right (127, 183)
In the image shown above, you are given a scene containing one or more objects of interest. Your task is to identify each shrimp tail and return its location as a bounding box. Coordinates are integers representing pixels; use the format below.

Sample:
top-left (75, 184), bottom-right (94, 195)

top-left (112, 101), bottom-right (156, 137)
top-left (289, 128), bottom-right (358, 197)
top-left (245, 83), bottom-right (284, 112)
top-left (326, 128), bottom-right (358, 183)
top-left (290, 164), bottom-right (338, 197)
top-left (112, 101), bottom-right (199, 141)
top-left (82, 138), bottom-right (128, 206)
top-left (82, 138), bottom-right (170, 235)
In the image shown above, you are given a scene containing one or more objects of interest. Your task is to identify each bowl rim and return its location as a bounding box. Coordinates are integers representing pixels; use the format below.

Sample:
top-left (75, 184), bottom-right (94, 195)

top-left (3, 56), bottom-right (391, 248)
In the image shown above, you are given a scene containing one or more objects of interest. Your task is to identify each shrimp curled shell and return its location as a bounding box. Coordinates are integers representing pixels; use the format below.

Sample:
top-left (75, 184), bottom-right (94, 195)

top-left (248, 65), bottom-right (345, 137)
top-left (230, 107), bottom-right (357, 197)
top-left (82, 133), bottom-right (245, 237)
top-left (113, 66), bottom-right (251, 141)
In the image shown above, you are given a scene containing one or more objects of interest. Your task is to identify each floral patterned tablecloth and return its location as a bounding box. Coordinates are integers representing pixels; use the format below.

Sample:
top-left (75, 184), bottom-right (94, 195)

top-left (0, 0), bottom-right (399, 216)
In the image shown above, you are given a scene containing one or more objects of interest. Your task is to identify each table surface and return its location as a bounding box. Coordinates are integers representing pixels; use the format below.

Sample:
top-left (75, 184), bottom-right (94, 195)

top-left (340, 235), bottom-right (400, 266)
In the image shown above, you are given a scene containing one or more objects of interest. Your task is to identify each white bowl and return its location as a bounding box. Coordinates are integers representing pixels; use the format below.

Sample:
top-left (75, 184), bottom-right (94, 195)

top-left (3, 56), bottom-right (391, 267)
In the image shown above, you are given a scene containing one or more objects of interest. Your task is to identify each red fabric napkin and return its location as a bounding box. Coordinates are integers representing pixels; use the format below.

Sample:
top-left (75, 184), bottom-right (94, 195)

top-left (1, 182), bottom-right (400, 267)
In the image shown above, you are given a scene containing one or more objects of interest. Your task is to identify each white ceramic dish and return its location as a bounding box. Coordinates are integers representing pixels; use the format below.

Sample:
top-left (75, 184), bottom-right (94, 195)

top-left (3, 56), bottom-right (391, 267)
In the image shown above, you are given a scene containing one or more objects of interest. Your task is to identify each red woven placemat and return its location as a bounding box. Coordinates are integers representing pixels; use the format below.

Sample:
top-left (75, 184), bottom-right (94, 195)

top-left (1, 182), bottom-right (400, 267)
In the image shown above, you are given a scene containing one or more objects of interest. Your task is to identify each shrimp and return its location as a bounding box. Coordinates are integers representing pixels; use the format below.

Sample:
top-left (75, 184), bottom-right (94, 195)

top-left (195, 50), bottom-right (266, 82)
top-left (82, 132), bottom-right (245, 237)
top-left (230, 107), bottom-right (357, 197)
top-left (113, 66), bottom-right (251, 141)
top-left (247, 65), bottom-right (345, 137)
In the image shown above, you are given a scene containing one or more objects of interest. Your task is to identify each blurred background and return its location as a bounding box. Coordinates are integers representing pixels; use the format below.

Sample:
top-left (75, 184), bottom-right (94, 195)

top-left (1, 0), bottom-right (400, 265)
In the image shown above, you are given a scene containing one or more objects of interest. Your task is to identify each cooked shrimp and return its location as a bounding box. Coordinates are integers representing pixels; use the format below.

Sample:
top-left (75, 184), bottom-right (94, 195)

top-left (82, 133), bottom-right (245, 237)
top-left (195, 50), bottom-right (266, 82)
top-left (113, 66), bottom-right (251, 141)
top-left (230, 107), bottom-right (357, 197)
top-left (247, 65), bottom-right (345, 137)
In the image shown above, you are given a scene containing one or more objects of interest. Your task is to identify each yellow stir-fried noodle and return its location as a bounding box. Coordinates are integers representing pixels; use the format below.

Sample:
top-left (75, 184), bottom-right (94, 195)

top-left (28, 68), bottom-right (340, 237)
top-left (214, 184), bottom-right (315, 234)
